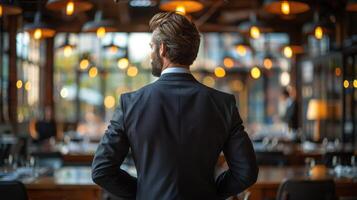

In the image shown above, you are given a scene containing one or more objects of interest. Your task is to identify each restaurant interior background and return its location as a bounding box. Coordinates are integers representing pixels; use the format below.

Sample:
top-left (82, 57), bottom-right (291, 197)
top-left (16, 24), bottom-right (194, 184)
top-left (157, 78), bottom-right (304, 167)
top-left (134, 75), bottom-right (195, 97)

top-left (0, 0), bottom-right (357, 200)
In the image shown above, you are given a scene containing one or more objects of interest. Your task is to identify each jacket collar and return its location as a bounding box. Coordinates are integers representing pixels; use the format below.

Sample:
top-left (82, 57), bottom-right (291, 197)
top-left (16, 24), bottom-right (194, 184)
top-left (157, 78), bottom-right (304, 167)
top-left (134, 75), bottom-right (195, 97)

top-left (158, 73), bottom-right (198, 82)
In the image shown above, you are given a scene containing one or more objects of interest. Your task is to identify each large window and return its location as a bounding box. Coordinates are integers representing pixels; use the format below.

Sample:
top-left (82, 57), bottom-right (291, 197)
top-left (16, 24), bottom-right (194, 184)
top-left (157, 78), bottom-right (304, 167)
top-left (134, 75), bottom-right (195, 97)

top-left (54, 32), bottom-right (291, 137)
top-left (16, 32), bottom-right (41, 122)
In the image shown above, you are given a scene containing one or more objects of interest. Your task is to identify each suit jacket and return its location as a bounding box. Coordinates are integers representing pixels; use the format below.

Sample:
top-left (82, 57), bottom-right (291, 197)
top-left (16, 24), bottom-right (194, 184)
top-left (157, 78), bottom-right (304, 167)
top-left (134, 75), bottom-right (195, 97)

top-left (92, 73), bottom-right (258, 200)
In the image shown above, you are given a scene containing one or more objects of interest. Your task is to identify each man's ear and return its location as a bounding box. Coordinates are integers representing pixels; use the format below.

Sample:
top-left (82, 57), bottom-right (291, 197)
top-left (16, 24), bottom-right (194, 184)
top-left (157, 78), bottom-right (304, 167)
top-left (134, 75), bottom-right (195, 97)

top-left (159, 43), bottom-right (166, 57)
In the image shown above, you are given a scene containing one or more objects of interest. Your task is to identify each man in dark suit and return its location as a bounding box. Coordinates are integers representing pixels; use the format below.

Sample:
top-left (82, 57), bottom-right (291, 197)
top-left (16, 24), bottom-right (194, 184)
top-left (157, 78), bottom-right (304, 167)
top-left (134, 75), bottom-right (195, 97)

top-left (92, 12), bottom-right (258, 200)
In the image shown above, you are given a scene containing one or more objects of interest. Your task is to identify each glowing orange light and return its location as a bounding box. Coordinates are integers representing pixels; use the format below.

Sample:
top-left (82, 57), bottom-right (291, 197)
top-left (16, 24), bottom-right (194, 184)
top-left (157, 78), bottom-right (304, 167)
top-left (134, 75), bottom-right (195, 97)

top-left (223, 57), bottom-right (234, 68)
top-left (335, 67), bottom-right (341, 77)
top-left (236, 45), bottom-right (247, 56)
top-left (343, 80), bottom-right (349, 88)
top-left (96, 27), bottom-right (106, 38)
top-left (175, 5), bottom-right (186, 15)
top-left (66, 1), bottom-right (75, 16)
top-left (250, 26), bottom-right (260, 39)
top-left (34, 28), bottom-right (42, 40)
top-left (315, 26), bottom-right (323, 40)
top-left (263, 58), bottom-right (273, 69)
top-left (251, 67), bottom-right (261, 79)
top-left (281, 1), bottom-right (290, 15)
top-left (127, 66), bottom-right (138, 77)
top-left (214, 67), bottom-right (226, 78)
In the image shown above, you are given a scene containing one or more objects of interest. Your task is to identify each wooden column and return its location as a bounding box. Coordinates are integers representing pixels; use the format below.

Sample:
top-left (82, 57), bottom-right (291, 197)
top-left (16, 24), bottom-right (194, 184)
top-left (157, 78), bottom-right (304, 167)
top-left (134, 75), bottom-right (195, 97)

top-left (8, 16), bottom-right (18, 132)
top-left (43, 37), bottom-right (55, 119)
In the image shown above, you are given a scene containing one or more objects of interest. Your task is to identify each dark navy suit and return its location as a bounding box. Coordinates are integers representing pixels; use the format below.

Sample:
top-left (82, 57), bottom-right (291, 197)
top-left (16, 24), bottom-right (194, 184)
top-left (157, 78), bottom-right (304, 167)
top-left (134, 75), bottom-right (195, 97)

top-left (92, 72), bottom-right (258, 200)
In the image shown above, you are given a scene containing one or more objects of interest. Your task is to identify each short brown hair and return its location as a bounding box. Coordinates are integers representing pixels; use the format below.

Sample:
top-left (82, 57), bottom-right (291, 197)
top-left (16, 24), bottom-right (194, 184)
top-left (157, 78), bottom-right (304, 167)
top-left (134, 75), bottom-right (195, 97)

top-left (149, 12), bottom-right (200, 66)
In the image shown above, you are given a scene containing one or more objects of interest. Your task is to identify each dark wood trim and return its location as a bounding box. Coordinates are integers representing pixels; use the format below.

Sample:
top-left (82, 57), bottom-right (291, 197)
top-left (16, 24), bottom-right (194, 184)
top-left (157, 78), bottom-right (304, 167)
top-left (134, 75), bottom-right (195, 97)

top-left (8, 16), bottom-right (18, 133)
top-left (44, 37), bottom-right (55, 119)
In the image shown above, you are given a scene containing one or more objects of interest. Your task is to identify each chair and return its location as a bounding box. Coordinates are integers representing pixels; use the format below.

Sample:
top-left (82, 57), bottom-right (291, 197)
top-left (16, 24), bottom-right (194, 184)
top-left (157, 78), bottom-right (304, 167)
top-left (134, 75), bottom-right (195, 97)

top-left (276, 179), bottom-right (336, 200)
top-left (0, 181), bottom-right (28, 200)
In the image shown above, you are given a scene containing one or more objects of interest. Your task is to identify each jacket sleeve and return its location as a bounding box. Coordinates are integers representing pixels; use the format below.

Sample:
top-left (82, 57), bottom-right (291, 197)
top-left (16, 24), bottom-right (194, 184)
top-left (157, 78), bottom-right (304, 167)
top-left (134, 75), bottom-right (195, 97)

top-left (216, 95), bottom-right (259, 199)
top-left (92, 95), bottom-right (137, 199)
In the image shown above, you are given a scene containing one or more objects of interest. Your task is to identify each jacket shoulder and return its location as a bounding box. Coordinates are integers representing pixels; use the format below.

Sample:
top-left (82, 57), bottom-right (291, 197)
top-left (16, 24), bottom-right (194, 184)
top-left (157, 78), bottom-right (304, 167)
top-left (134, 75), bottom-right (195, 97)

top-left (198, 82), bottom-right (235, 102)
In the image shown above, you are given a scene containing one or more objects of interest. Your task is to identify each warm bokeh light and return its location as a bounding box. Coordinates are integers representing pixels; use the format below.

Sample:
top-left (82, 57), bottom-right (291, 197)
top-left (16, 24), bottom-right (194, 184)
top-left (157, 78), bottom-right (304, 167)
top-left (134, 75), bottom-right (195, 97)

top-left (110, 46), bottom-right (118, 54)
top-left (117, 58), bottom-right (129, 69)
top-left (66, 1), bottom-right (75, 16)
top-left (175, 5), bottom-right (186, 15)
top-left (60, 88), bottom-right (68, 98)
top-left (25, 81), bottom-right (31, 91)
top-left (283, 46), bottom-right (293, 58)
top-left (89, 67), bottom-right (98, 78)
top-left (250, 67), bottom-right (261, 79)
top-left (343, 80), bottom-right (349, 88)
top-left (34, 28), bottom-right (42, 40)
top-left (250, 26), bottom-right (260, 39)
top-left (104, 95), bottom-right (116, 109)
top-left (63, 45), bottom-right (73, 57)
top-left (0, 5), bottom-right (3, 17)
top-left (314, 26), bottom-right (323, 40)
top-left (281, 1), bottom-right (290, 15)
top-left (127, 66), bottom-right (138, 77)
top-left (223, 57), bottom-right (234, 68)
top-left (236, 45), bottom-right (247, 56)
top-left (230, 80), bottom-right (244, 92)
top-left (80, 59), bottom-right (90, 70)
top-left (263, 58), bottom-right (273, 69)
top-left (354, 80), bottom-right (357, 88)
top-left (202, 76), bottom-right (215, 87)
top-left (280, 72), bottom-right (290, 86)
top-left (335, 67), bottom-right (341, 77)
top-left (214, 67), bottom-right (226, 78)
top-left (16, 80), bottom-right (23, 89)
top-left (96, 27), bottom-right (106, 38)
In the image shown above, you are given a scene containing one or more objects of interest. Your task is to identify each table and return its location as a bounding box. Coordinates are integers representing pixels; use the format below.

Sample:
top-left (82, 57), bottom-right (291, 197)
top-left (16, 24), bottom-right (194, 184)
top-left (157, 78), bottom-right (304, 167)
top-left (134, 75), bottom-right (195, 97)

top-left (25, 167), bottom-right (101, 200)
top-left (247, 166), bottom-right (357, 200)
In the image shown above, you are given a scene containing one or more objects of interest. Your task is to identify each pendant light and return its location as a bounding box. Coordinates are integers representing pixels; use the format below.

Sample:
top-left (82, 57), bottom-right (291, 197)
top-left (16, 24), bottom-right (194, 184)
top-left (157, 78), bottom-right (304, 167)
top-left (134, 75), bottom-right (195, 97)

top-left (82, 11), bottom-right (118, 39)
top-left (239, 14), bottom-right (271, 39)
top-left (264, 0), bottom-right (309, 15)
top-left (0, 0), bottom-right (22, 17)
top-left (58, 33), bottom-right (76, 57)
top-left (102, 34), bottom-right (126, 55)
top-left (24, 12), bottom-right (56, 40)
top-left (159, 0), bottom-right (204, 15)
top-left (46, 0), bottom-right (93, 16)
top-left (303, 12), bottom-right (332, 40)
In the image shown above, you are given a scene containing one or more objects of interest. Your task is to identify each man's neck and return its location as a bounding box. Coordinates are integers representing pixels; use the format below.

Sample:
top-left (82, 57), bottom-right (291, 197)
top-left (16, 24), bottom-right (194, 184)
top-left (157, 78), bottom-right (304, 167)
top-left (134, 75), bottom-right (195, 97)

top-left (161, 62), bottom-right (189, 72)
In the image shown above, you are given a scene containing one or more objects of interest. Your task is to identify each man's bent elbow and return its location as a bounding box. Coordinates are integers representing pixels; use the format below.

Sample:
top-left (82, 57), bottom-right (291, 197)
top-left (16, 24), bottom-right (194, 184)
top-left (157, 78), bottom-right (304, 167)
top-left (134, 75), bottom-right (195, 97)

top-left (92, 169), bottom-right (106, 187)
top-left (247, 165), bottom-right (259, 187)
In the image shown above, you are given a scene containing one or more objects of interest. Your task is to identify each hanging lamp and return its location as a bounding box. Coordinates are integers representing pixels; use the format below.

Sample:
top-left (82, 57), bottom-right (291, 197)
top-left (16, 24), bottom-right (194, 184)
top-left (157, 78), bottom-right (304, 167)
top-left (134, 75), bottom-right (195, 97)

top-left (24, 12), bottom-right (56, 40)
top-left (0, 0), bottom-right (22, 17)
top-left (303, 12), bottom-right (332, 40)
top-left (264, 0), bottom-right (309, 15)
top-left (58, 33), bottom-right (76, 57)
top-left (159, 0), bottom-right (204, 15)
top-left (239, 14), bottom-right (271, 39)
top-left (46, 0), bottom-right (93, 16)
top-left (82, 11), bottom-right (118, 39)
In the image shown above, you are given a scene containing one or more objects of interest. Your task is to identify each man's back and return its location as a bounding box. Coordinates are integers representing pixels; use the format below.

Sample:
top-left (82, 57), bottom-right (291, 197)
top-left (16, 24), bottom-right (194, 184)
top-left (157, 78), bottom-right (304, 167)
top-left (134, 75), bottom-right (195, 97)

top-left (92, 73), bottom-right (258, 200)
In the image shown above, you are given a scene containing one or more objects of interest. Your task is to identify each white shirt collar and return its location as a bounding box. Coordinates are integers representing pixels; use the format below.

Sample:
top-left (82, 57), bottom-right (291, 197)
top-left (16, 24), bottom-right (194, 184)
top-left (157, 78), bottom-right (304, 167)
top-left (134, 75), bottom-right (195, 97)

top-left (161, 67), bottom-right (190, 75)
